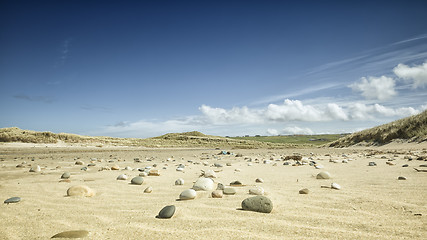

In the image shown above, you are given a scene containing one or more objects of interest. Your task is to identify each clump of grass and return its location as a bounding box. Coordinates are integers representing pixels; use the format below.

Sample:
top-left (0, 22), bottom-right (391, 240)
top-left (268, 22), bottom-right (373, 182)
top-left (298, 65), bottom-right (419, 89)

top-left (328, 109), bottom-right (427, 147)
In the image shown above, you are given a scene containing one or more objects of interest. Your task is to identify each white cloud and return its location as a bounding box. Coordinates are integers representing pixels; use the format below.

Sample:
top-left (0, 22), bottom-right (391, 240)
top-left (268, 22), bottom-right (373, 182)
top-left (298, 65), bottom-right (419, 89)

top-left (348, 103), bottom-right (419, 120)
top-left (393, 62), bottom-right (427, 88)
top-left (266, 99), bottom-right (326, 121)
top-left (199, 105), bottom-right (262, 124)
top-left (282, 126), bottom-right (314, 135)
top-left (266, 128), bottom-right (279, 136)
top-left (349, 76), bottom-right (397, 100)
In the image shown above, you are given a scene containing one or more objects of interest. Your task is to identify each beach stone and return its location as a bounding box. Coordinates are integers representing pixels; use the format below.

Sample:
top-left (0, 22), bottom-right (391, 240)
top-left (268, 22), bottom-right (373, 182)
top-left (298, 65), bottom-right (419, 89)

top-left (255, 178), bottom-right (264, 183)
top-left (144, 186), bottom-right (153, 193)
top-left (29, 165), bottom-right (41, 172)
top-left (217, 183), bottom-right (225, 190)
top-left (139, 172), bottom-right (148, 177)
top-left (175, 178), bottom-right (184, 185)
top-left (342, 159), bottom-right (348, 163)
top-left (87, 163), bottom-right (96, 167)
top-left (51, 230), bottom-right (89, 238)
top-left (249, 186), bottom-right (265, 195)
top-left (148, 169), bottom-right (160, 176)
top-left (117, 174), bottom-right (128, 180)
top-left (315, 164), bottom-right (324, 169)
top-left (75, 161), bottom-right (84, 165)
top-left (80, 167), bottom-right (88, 171)
top-left (204, 169), bottom-right (217, 178)
top-left (223, 187), bottom-right (237, 195)
top-left (211, 190), bottom-right (223, 198)
top-left (179, 189), bottom-right (197, 200)
top-left (192, 177), bottom-right (214, 191)
top-left (331, 182), bottom-right (341, 190)
top-left (176, 167), bottom-right (184, 172)
top-left (299, 188), bottom-right (309, 194)
top-left (316, 171), bottom-right (331, 179)
top-left (230, 180), bottom-right (243, 186)
top-left (61, 172), bottom-right (71, 179)
top-left (124, 166), bottom-right (132, 171)
top-left (241, 196), bottom-right (273, 213)
top-left (157, 205), bottom-right (175, 219)
top-left (111, 165), bottom-right (120, 170)
top-left (4, 197), bottom-right (21, 204)
top-left (402, 164), bottom-right (409, 167)
top-left (131, 177), bottom-right (144, 185)
top-left (398, 176), bottom-right (407, 180)
top-left (368, 162), bottom-right (377, 166)
top-left (67, 185), bottom-right (95, 197)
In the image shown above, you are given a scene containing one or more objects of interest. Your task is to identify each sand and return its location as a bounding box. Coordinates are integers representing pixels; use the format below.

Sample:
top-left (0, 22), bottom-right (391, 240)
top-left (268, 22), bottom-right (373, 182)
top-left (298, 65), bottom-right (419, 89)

top-left (0, 143), bottom-right (426, 239)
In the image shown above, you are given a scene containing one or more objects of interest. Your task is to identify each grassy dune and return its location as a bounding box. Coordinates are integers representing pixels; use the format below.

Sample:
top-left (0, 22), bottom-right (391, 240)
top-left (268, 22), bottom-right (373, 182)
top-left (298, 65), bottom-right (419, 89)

top-left (328, 109), bottom-right (427, 147)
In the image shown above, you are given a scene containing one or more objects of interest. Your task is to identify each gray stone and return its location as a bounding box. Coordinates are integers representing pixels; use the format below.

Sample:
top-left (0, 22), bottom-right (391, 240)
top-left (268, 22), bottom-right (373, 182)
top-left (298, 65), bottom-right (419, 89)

top-left (29, 165), bottom-right (41, 172)
top-left (61, 172), bottom-right (71, 179)
top-left (179, 189), bottom-right (197, 200)
top-left (402, 164), bottom-right (409, 167)
top-left (216, 183), bottom-right (225, 190)
top-left (211, 190), bottom-right (223, 198)
top-left (157, 205), bottom-right (175, 219)
top-left (299, 188), bottom-right (309, 194)
top-left (255, 178), bottom-right (264, 183)
top-left (398, 176), bottom-right (407, 180)
top-left (316, 171), bottom-right (331, 179)
top-left (331, 182), bottom-right (341, 190)
top-left (223, 187), bottom-right (236, 195)
top-left (51, 230), bottom-right (89, 238)
top-left (368, 162), bottom-right (377, 166)
top-left (249, 186), bottom-right (264, 195)
top-left (139, 172), bottom-right (148, 177)
top-left (230, 180), bottom-right (243, 186)
top-left (117, 174), bottom-right (128, 180)
top-left (241, 196), bottom-right (273, 213)
top-left (75, 161), bottom-right (84, 165)
top-left (4, 197), bottom-right (21, 204)
top-left (144, 186), bottom-right (153, 193)
top-left (175, 178), bottom-right (184, 185)
top-left (131, 176), bottom-right (144, 185)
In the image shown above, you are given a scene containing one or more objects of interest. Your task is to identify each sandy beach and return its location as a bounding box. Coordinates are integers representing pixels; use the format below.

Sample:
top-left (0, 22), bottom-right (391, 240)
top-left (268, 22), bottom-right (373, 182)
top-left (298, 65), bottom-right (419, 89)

top-left (1, 143), bottom-right (426, 239)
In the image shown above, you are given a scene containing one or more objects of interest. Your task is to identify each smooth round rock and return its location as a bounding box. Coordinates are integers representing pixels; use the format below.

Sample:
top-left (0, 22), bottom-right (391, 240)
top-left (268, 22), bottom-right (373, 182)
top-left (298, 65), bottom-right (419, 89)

top-left (148, 169), bottom-right (160, 176)
top-left (249, 186), bottom-right (265, 195)
top-left (66, 185), bottom-right (95, 197)
top-left (4, 197), bottom-right (21, 204)
top-left (192, 177), bottom-right (214, 191)
top-left (316, 171), bottom-right (331, 179)
top-left (116, 174), bottom-right (128, 180)
top-left (61, 172), bottom-right (71, 179)
top-left (368, 162), bottom-right (377, 166)
top-left (111, 165), bottom-right (120, 170)
top-left (241, 196), bottom-right (273, 213)
top-left (157, 205), bottom-right (175, 219)
top-left (144, 186), bottom-right (153, 193)
top-left (299, 188), bottom-right (309, 194)
top-left (211, 190), bottom-right (223, 198)
top-left (398, 176), bottom-right (407, 180)
top-left (175, 178), bottom-right (184, 185)
top-left (139, 172), bottom-right (148, 177)
top-left (29, 165), bottom-right (41, 172)
top-left (230, 180), bottom-right (243, 186)
top-left (179, 189), bottom-right (197, 200)
top-left (176, 167), bottom-right (184, 172)
top-left (315, 164), bottom-right (324, 169)
top-left (223, 187), bottom-right (236, 195)
top-left (51, 230), bottom-right (89, 238)
top-left (75, 161), bottom-right (84, 165)
top-left (331, 182), bottom-right (341, 190)
top-left (131, 177), bottom-right (144, 185)
top-left (255, 178), bottom-right (264, 183)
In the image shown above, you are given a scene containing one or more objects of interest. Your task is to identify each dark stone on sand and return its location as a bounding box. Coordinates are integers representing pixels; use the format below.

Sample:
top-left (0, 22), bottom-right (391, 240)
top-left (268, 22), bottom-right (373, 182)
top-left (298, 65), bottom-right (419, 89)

top-left (299, 188), bottom-right (309, 194)
top-left (230, 180), bottom-right (243, 186)
top-left (398, 176), bottom-right (407, 180)
top-left (402, 164), bottom-right (409, 167)
top-left (51, 230), bottom-right (89, 238)
top-left (131, 176), bottom-right (144, 185)
top-left (368, 162), bottom-right (377, 166)
top-left (4, 197), bottom-right (21, 204)
top-left (158, 205), bottom-right (175, 219)
top-left (241, 196), bottom-right (273, 213)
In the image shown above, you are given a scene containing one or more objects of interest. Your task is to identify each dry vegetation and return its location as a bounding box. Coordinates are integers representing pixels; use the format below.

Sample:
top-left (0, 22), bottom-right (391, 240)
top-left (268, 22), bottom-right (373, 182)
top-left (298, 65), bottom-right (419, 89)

top-left (328, 109), bottom-right (427, 147)
top-left (0, 127), bottom-right (290, 149)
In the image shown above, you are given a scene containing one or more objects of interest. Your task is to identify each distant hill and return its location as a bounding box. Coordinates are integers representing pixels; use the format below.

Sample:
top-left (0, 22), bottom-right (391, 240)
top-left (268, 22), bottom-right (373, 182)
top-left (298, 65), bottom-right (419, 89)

top-left (0, 127), bottom-right (288, 149)
top-left (328, 110), bottom-right (427, 147)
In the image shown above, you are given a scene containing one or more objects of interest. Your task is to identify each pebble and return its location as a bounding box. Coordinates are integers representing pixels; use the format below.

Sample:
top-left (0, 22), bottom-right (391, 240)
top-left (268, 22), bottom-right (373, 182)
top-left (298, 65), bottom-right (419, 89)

top-left (124, 166), bottom-right (133, 171)
top-left (131, 177), bottom-right (144, 185)
top-left (148, 169), bottom-right (160, 176)
top-left (314, 164), bottom-right (324, 169)
top-left (144, 186), bottom-right (153, 193)
top-left (398, 176), bottom-right (407, 180)
top-left (80, 167), bottom-right (88, 171)
top-left (88, 163), bottom-right (96, 167)
top-left (211, 190), bottom-right (223, 198)
top-left (223, 187), bottom-right (237, 195)
top-left (111, 165), bottom-right (120, 170)
top-left (241, 196), bottom-right (273, 213)
top-left (117, 174), bottom-right (128, 180)
top-left (192, 177), bottom-right (214, 191)
top-left (217, 183), bottom-right (225, 190)
top-left (249, 186), bottom-right (265, 195)
top-left (331, 183), bottom-right (341, 190)
top-left (157, 205), bottom-right (175, 219)
top-left (4, 197), bottom-right (21, 204)
top-left (29, 165), bottom-right (41, 172)
top-left (75, 161), bottom-right (84, 165)
top-left (204, 169), bottom-right (217, 178)
top-left (230, 180), bottom-right (243, 186)
top-left (402, 164), bottom-right (409, 167)
top-left (255, 178), bottom-right (264, 183)
top-left (67, 185), bottom-right (95, 197)
top-left (51, 230), bottom-right (89, 238)
top-left (175, 178), bottom-right (184, 185)
top-left (61, 172), bottom-right (71, 179)
top-left (139, 172), bottom-right (148, 177)
top-left (368, 162), bottom-right (377, 166)
top-left (299, 188), bottom-right (309, 194)
top-left (176, 167), bottom-right (184, 172)
top-left (179, 189), bottom-right (197, 200)
top-left (316, 171), bottom-right (331, 179)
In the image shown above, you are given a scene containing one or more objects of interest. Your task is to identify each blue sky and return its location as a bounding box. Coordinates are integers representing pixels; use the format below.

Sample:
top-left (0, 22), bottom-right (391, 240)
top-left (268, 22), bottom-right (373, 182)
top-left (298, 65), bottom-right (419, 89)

top-left (1, 0), bottom-right (427, 138)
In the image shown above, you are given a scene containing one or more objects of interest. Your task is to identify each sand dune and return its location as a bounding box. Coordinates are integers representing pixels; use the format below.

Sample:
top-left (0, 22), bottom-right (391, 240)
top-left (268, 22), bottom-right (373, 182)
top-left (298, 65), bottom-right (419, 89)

top-left (1, 145), bottom-right (426, 239)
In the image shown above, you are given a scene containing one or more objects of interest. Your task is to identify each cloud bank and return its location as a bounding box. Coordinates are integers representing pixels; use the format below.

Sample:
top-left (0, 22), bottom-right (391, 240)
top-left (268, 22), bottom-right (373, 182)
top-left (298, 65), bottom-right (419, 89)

top-left (349, 76), bottom-right (397, 100)
top-left (393, 61), bottom-right (427, 88)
